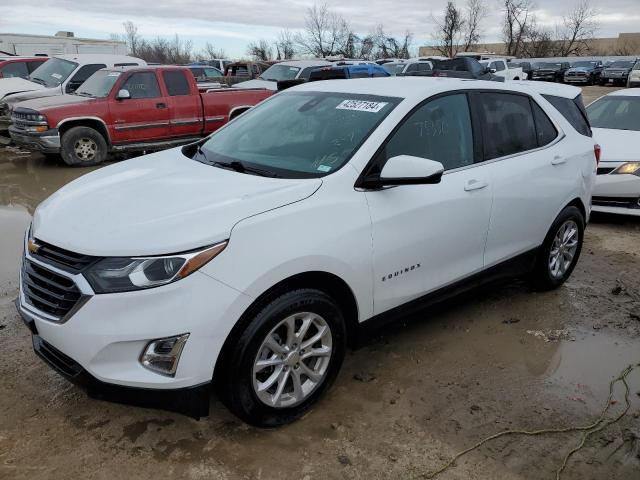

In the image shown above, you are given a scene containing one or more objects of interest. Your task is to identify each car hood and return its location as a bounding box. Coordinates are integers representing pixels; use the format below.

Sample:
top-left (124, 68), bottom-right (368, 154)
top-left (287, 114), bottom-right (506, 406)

top-left (32, 149), bottom-right (323, 256)
top-left (14, 94), bottom-right (93, 112)
top-left (0, 77), bottom-right (44, 100)
top-left (234, 79), bottom-right (278, 91)
top-left (592, 128), bottom-right (640, 162)
top-left (4, 86), bottom-right (62, 105)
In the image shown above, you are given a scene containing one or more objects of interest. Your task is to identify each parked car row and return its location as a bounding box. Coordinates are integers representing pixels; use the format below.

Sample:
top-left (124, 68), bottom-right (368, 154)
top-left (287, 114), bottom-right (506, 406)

top-left (510, 57), bottom-right (640, 87)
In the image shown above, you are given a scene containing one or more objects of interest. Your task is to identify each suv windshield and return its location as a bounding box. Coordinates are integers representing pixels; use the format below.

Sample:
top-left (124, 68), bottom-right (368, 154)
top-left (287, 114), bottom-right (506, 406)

top-left (29, 58), bottom-right (78, 87)
top-left (259, 64), bottom-right (301, 81)
top-left (383, 63), bottom-right (406, 75)
top-left (571, 61), bottom-right (596, 68)
top-left (538, 63), bottom-right (563, 70)
top-left (198, 91), bottom-right (400, 178)
top-left (75, 70), bottom-right (121, 98)
top-left (587, 96), bottom-right (640, 131)
top-left (608, 61), bottom-right (634, 69)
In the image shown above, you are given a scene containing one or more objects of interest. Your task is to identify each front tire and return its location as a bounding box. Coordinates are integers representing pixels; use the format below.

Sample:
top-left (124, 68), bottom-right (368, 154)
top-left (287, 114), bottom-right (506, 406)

top-left (219, 289), bottom-right (346, 427)
top-left (60, 126), bottom-right (108, 167)
top-left (530, 206), bottom-right (584, 291)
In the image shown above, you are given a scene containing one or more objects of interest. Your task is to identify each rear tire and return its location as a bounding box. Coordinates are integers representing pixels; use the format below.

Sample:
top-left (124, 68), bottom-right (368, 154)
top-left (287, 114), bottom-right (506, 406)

top-left (530, 206), bottom-right (584, 291)
top-left (60, 126), bottom-right (108, 167)
top-left (219, 289), bottom-right (346, 427)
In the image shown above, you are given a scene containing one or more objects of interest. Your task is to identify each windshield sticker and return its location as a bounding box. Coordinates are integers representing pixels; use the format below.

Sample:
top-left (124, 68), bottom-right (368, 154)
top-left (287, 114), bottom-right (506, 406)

top-left (107, 72), bottom-right (121, 77)
top-left (51, 73), bottom-right (62, 79)
top-left (317, 165), bottom-right (332, 172)
top-left (336, 100), bottom-right (388, 113)
top-left (290, 67), bottom-right (298, 71)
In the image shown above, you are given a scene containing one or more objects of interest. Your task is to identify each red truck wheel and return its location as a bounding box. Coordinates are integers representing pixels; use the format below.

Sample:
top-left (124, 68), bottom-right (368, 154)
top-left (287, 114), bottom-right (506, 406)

top-left (61, 126), bottom-right (108, 167)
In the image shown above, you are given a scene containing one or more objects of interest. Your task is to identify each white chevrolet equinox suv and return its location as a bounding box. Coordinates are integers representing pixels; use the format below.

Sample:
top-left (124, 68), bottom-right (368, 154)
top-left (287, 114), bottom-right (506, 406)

top-left (18, 78), bottom-right (597, 426)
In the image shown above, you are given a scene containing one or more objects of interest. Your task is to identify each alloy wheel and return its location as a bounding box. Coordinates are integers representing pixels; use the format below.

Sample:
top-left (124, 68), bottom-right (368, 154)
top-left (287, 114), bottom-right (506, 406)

top-left (74, 138), bottom-right (97, 161)
top-left (548, 220), bottom-right (579, 279)
top-left (252, 312), bottom-right (333, 408)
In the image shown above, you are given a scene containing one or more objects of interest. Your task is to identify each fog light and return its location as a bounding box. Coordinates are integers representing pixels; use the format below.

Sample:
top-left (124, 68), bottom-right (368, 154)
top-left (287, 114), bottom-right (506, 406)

top-left (140, 333), bottom-right (189, 376)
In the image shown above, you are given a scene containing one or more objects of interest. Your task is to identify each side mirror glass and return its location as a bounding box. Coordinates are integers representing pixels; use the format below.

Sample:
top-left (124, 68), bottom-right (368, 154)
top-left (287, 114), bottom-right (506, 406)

top-left (360, 155), bottom-right (444, 189)
top-left (116, 89), bottom-right (131, 100)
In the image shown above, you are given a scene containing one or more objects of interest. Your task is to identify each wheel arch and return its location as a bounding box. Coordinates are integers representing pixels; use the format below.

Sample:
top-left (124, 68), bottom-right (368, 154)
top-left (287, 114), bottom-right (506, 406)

top-left (213, 270), bottom-right (360, 383)
top-left (566, 197), bottom-right (587, 222)
top-left (228, 105), bottom-right (252, 121)
top-left (57, 118), bottom-right (111, 146)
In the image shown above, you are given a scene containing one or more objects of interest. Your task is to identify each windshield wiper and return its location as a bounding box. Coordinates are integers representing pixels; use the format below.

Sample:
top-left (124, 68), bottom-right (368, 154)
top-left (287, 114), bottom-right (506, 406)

top-left (212, 160), bottom-right (280, 178)
top-left (75, 91), bottom-right (95, 98)
top-left (29, 77), bottom-right (46, 86)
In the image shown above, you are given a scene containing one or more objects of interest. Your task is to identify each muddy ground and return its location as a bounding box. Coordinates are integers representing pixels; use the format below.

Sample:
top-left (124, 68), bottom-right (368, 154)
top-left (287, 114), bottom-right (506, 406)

top-left (1, 86), bottom-right (639, 480)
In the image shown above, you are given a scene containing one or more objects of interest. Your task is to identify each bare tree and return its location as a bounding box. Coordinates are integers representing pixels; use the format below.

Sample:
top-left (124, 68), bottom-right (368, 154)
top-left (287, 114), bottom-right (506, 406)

top-left (274, 29), bottom-right (296, 60)
top-left (502, 0), bottom-right (533, 57)
top-left (521, 22), bottom-right (555, 57)
top-left (199, 42), bottom-right (227, 60)
top-left (247, 39), bottom-right (274, 61)
top-left (295, 3), bottom-right (350, 57)
top-left (462, 0), bottom-right (487, 52)
top-left (555, 0), bottom-right (598, 56)
top-left (122, 21), bottom-right (141, 56)
top-left (372, 25), bottom-right (413, 59)
top-left (433, 2), bottom-right (465, 58)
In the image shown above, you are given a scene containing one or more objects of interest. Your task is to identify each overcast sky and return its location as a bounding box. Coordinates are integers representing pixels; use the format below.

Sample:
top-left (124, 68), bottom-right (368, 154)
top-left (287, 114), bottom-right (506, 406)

top-left (2, 0), bottom-right (639, 57)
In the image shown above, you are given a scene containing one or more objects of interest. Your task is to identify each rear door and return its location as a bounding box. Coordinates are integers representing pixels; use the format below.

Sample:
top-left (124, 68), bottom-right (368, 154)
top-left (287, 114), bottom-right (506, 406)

top-left (477, 91), bottom-right (573, 266)
top-left (108, 71), bottom-right (170, 143)
top-left (365, 93), bottom-right (493, 314)
top-left (162, 70), bottom-right (202, 138)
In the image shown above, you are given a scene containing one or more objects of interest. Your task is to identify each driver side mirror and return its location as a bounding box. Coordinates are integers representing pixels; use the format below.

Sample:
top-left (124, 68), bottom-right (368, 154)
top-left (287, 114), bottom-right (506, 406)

top-left (358, 155), bottom-right (444, 189)
top-left (116, 89), bottom-right (131, 100)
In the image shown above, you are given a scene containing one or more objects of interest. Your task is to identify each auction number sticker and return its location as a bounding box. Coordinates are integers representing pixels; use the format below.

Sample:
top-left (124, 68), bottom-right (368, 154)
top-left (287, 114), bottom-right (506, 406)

top-left (51, 73), bottom-right (62, 79)
top-left (336, 99), bottom-right (388, 113)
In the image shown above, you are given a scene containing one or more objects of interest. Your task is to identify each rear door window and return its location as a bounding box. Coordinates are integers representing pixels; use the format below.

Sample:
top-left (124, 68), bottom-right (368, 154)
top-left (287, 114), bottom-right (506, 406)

top-left (531, 101), bottom-right (558, 147)
top-left (542, 94), bottom-right (592, 137)
top-left (163, 70), bottom-right (191, 96)
top-left (478, 92), bottom-right (537, 160)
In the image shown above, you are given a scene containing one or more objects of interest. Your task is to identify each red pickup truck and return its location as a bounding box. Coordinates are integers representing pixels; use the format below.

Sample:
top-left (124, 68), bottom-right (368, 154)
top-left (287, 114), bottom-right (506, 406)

top-left (8, 65), bottom-right (273, 166)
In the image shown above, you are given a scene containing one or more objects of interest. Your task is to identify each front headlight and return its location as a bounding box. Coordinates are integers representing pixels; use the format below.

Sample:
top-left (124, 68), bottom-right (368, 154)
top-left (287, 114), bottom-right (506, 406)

top-left (611, 162), bottom-right (640, 176)
top-left (84, 241), bottom-right (227, 293)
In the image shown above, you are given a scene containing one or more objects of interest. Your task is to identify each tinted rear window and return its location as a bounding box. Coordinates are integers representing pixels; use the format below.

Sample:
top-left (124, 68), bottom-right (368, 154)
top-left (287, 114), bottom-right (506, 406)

top-left (542, 94), bottom-right (592, 137)
top-left (478, 92), bottom-right (537, 160)
top-left (163, 70), bottom-right (191, 96)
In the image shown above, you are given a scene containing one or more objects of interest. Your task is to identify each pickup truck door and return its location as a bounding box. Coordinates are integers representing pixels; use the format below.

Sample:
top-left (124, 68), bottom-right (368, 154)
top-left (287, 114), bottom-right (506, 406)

top-left (364, 93), bottom-right (493, 315)
top-left (161, 70), bottom-right (203, 138)
top-left (108, 71), bottom-right (170, 144)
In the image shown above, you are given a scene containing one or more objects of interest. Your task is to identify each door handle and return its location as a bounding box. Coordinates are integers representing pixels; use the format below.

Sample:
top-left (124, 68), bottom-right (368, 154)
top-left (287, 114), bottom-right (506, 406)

top-left (551, 155), bottom-right (566, 165)
top-left (156, 102), bottom-right (167, 109)
top-left (464, 179), bottom-right (489, 191)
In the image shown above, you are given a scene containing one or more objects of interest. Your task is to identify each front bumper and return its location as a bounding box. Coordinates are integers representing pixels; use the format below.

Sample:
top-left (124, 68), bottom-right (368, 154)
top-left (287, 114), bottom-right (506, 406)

top-left (564, 76), bottom-right (590, 84)
top-left (8, 126), bottom-right (60, 153)
top-left (18, 314), bottom-right (210, 418)
top-left (592, 172), bottom-right (640, 216)
top-left (629, 80), bottom-right (640, 88)
top-left (17, 240), bottom-right (255, 415)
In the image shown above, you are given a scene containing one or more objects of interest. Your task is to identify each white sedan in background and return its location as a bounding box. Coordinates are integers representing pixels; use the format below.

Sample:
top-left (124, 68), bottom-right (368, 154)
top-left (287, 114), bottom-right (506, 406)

top-left (587, 89), bottom-right (640, 216)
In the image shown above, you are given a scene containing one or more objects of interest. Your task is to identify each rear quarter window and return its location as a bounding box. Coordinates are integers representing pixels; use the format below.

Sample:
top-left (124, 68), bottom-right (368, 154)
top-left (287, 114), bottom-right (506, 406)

top-left (163, 70), bottom-right (191, 96)
top-left (542, 94), bottom-right (592, 137)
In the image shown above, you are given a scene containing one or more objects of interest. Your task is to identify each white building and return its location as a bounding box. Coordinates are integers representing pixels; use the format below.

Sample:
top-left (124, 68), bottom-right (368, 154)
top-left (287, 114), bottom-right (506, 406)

top-left (0, 32), bottom-right (127, 57)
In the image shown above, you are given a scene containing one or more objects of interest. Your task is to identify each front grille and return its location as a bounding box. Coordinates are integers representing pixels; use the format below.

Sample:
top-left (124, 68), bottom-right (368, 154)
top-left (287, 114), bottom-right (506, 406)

top-left (597, 167), bottom-right (615, 175)
top-left (33, 336), bottom-right (83, 377)
top-left (32, 239), bottom-right (97, 273)
top-left (22, 259), bottom-right (82, 318)
top-left (592, 196), bottom-right (640, 209)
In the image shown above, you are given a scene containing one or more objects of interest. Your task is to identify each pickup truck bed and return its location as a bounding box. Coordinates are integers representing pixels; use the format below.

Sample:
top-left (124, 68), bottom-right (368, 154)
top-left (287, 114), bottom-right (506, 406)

top-left (8, 65), bottom-right (273, 166)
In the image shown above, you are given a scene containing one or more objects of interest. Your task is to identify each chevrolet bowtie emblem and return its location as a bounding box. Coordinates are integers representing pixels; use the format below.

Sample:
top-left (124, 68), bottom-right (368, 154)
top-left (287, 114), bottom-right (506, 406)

top-left (28, 239), bottom-right (40, 254)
